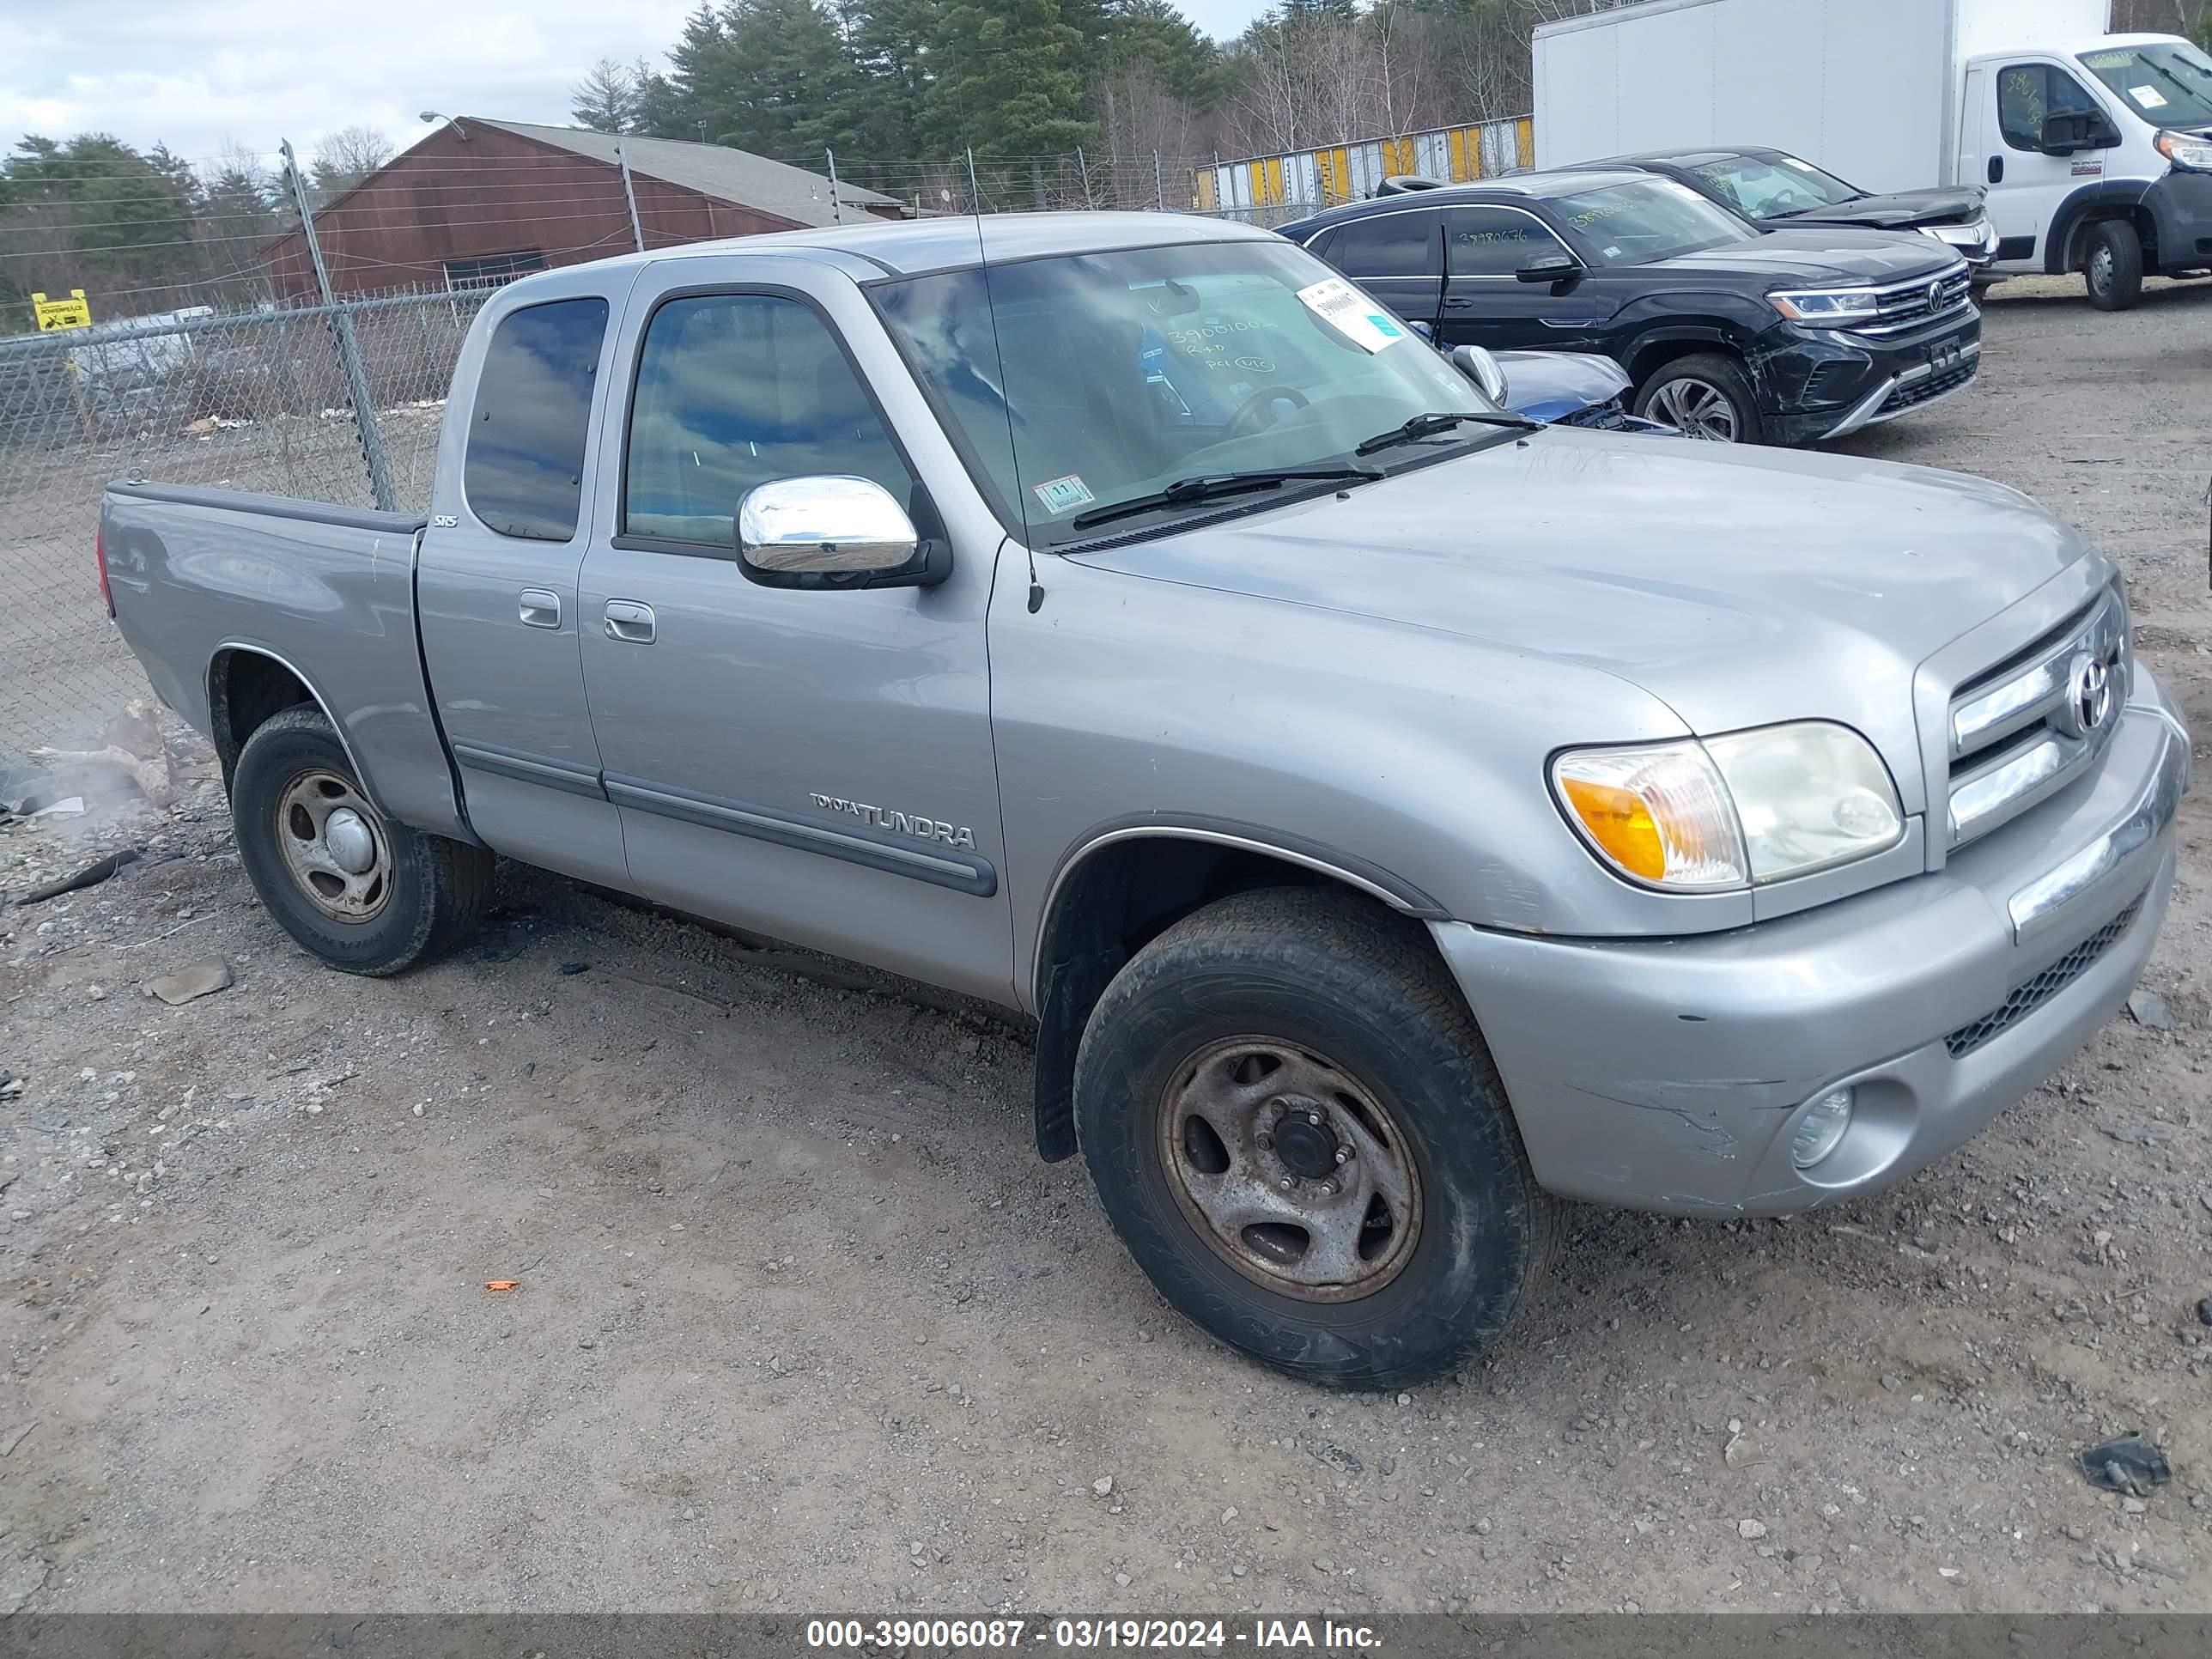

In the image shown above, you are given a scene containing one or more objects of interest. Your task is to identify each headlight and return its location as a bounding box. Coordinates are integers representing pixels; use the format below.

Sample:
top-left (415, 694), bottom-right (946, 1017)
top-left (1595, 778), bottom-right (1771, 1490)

top-left (1767, 286), bottom-right (1885, 324)
top-left (1553, 722), bottom-right (1903, 891)
top-left (2156, 130), bottom-right (2212, 171)
top-left (1923, 217), bottom-right (1993, 252)
top-left (1705, 722), bottom-right (1905, 881)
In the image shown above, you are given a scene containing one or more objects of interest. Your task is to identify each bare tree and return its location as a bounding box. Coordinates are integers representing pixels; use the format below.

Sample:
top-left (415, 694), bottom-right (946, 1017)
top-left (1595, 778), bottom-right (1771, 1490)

top-left (308, 125), bottom-right (396, 204)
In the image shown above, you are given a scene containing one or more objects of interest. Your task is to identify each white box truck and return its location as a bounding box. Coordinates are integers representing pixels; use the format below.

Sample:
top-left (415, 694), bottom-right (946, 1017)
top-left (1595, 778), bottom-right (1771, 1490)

top-left (1534, 0), bottom-right (2212, 308)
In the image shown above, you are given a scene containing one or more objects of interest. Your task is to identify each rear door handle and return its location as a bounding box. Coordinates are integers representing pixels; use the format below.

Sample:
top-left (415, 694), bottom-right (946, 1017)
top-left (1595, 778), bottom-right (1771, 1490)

top-left (604, 599), bottom-right (656, 644)
top-left (1988, 155), bottom-right (2004, 184)
top-left (518, 588), bottom-right (561, 629)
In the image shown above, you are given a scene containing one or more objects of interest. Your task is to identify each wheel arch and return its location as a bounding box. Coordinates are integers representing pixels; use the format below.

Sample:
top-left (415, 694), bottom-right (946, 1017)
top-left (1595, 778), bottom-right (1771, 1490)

top-left (2045, 180), bottom-right (2160, 275)
top-left (1623, 326), bottom-right (1742, 387)
top-left (207, 644), bottom-right (380, 807)
top-left (1027, 825), bottom-right (1449, 1164)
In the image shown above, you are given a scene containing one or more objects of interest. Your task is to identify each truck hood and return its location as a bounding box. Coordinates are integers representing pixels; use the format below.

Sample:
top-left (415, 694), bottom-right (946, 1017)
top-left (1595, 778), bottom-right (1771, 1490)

top-left (1772, 185), bottom-right (1984, 231)
top-left (1071, 430), bottom-right (2097, 814)
top-left (1645, 225), bottom-right (1963, 284)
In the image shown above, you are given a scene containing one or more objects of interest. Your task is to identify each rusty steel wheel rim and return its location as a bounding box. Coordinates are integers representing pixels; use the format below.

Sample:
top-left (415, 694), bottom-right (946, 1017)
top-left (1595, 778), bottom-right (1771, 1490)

top-left (275, 768), bottom-right (392, 923)
top-left (1157, 1036), bottom-right (1422, 1303)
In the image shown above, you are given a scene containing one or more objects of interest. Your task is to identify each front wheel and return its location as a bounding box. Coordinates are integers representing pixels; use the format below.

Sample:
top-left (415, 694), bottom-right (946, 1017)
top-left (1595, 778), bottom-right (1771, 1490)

top-left (2084, 221), bottom-right (2144, 311)
top-left (1632, 353), bottom-right (1764, 443)
top-left (1073, 886), bottom-right (1555, 1389)
top-left (231, 705), bottom-right (492, 975)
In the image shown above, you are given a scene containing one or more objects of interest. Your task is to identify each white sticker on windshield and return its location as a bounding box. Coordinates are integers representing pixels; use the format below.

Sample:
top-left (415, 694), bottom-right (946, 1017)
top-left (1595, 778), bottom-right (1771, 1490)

top-left (1032, 474), bottom-right (1095, 515)
top-left (2130, 84), bottom-right (2167, 107)
top-left (1296, 276), bottom-right (1407, 352)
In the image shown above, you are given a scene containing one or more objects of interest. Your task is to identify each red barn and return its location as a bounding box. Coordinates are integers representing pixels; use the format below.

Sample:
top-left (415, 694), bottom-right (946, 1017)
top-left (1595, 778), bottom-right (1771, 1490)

top-left (263, 118), bottom-right (904, 301)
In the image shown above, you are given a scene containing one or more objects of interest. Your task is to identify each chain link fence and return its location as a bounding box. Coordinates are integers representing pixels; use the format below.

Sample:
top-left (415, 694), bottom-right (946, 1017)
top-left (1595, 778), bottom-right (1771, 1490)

top-left (0, 161), bottom-right (1288, 763)
top-left (0, 288), bottom-right (489, 758)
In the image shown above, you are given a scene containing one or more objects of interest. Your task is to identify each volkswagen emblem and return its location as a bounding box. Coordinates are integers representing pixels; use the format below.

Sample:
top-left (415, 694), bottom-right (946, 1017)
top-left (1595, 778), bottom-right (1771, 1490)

top-left (2057, 653), bottom-right (2113, 738)
top-left (1925, 280), bottom-right (1946, 313)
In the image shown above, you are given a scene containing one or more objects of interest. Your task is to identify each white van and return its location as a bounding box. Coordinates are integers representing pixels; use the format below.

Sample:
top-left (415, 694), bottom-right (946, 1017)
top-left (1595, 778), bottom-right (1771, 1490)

top-left (1534, 0), bottom-right (2212, 309)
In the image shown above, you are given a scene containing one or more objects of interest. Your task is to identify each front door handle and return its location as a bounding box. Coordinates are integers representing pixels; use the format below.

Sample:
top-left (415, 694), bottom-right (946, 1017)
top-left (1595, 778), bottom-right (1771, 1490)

top-left (1988, 155), bottom-right (2004, 184)
top-left (604, 599), bottom-right (656, 644)
top-left (518, 588), bottom-right (561, 629)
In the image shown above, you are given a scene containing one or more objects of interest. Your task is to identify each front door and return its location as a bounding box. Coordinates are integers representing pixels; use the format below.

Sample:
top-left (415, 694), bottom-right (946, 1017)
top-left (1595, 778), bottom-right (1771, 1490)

top-left (577, 274), bottom-right (1012, 1004)
top-left (1436, 204), bottom-right (1598, 351)
top-left (1979, 58), bottom-right (2118, 267)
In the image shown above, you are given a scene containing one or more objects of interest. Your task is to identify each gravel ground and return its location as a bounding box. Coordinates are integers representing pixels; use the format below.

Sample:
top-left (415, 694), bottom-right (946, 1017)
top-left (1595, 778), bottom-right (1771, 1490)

top-left (1, 274), bottom-right (2208, 1617)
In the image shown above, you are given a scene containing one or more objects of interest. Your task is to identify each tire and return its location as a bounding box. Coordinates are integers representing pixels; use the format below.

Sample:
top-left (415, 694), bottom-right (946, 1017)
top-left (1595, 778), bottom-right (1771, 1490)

top-left (230, 704), bottom-right (492, 975)
top-left (1632, 353), bottom-right (1764, 444)
top-left (2084, 221), bottom-right (2144, 312)
top-left (1073, 885), bottom-right (1556, 1389)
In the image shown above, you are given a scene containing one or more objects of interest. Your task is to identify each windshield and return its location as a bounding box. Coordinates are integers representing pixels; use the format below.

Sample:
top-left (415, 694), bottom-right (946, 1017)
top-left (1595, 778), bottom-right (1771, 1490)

top-left (1688, 151), bottom-right (1863, 217)
top-left (1548, 178), bottom-right (1754, 264)
top-left (2077, 40), bottom-right (2212, 128)
top-left (871, 239), bottom-right (1507, 548)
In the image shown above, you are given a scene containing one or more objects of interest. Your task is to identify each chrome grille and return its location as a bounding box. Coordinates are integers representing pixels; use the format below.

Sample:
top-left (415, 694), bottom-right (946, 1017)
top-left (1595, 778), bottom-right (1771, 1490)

top-left (1944, 896), bottom-right (2141, 1058)
top-left (1847, 266), bottom-right (1975, 339)
top-left (1944, 587), bottom-right (2129, 849)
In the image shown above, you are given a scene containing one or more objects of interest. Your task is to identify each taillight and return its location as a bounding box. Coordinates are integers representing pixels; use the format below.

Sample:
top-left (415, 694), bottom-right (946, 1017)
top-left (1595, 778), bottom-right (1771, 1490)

top-left (95, 524), bottom-right (113, 618)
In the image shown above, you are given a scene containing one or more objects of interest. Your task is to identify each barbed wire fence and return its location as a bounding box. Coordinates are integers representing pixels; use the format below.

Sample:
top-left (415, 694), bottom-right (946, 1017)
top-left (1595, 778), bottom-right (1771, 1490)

top-left (0, 137), bottom-right (1261, 759)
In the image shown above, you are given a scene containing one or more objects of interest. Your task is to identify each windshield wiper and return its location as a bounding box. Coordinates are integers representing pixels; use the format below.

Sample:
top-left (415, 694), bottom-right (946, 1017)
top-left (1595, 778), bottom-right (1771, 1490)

top-left (1354, 410), bottom-right (1539, 456)
top-left (1067, 465), bottom-right (1381, 532)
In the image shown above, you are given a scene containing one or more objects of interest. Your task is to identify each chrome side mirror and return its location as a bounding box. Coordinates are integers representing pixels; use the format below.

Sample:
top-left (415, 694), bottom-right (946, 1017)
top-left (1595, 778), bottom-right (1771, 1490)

top-left (1449, 343), bottom-right (1510, 406)
top-left (735, 475), bottom-right (949, 590)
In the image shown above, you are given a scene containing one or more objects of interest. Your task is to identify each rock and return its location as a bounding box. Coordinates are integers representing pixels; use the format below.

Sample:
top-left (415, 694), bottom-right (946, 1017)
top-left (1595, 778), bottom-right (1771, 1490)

top-left (1092, 1476), bottom-right (1114, 1497)
top-left (2125, 991), bottom-right (2173, 1030)
top-left (1112, 1572), bottom-right (1131, 1589)
top-left (2197, 1296), bottom-right (2212, 1327)
top-left (1737, 1519), bottom-right (1769, 1540)
top-left (559, 962), bottom-right (590, 975)
top-left (143, 959), bottom-right (232, 1006)
top-left (1881, 1374), bottom-right (1903, 1390)
top-left (2077, 1433), bottom-right (2170, 1496)
top-left (1724, 1432), bottom-right (1765, 1468)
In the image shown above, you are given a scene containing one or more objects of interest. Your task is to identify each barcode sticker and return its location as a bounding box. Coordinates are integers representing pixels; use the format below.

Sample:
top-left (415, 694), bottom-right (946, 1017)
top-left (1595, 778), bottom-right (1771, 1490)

top-left (1296, 277), bottom-right (1407, 353)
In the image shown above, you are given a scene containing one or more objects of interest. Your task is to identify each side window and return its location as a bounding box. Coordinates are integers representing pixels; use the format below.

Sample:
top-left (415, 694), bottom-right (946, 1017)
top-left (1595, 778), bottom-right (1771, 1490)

top-left (463, 297), bottom-right (608, 541)
top-left (1445, 206), bottom-right (1569, 276)
top-left (623, 293), bottom-right (915, 548)
top-left (1329, 211), bottom-right (1442, 279)
top-left (1999, 64), bottom-right (2102, 150)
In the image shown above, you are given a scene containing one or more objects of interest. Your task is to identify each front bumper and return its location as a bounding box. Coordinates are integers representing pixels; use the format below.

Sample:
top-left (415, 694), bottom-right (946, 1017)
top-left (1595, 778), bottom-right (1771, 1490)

top-left (1757, 307), bottom-right (1983, 445)
top-left (1434, 670), bottom-right (2191, 1218)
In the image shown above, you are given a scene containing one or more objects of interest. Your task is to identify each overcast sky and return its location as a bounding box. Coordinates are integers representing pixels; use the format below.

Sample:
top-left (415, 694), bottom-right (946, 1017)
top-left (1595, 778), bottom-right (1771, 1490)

top-left (3, 0), bottom-right (1270, 170)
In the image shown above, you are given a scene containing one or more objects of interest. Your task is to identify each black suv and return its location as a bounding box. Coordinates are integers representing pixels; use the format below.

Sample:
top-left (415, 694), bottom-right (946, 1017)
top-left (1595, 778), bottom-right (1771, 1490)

top-left (1579, 147), bottom-right (1999, 278)
top-left (1279, 168), bottom-right (1980, 445)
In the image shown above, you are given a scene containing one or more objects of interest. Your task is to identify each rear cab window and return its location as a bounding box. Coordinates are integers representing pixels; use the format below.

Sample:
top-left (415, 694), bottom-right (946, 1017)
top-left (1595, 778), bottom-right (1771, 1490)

top-left (463, 297), bottom-right (610, 541)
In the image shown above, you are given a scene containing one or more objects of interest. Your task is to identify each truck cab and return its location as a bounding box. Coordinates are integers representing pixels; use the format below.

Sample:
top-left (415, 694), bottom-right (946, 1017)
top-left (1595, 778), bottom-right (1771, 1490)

top-left (1960, 33), bottom-right (2212, 307)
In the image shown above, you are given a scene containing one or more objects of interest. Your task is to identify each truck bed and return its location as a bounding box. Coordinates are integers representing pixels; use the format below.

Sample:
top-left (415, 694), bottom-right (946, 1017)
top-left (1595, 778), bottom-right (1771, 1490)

top-left (100, 481), bottom-right (468, 838)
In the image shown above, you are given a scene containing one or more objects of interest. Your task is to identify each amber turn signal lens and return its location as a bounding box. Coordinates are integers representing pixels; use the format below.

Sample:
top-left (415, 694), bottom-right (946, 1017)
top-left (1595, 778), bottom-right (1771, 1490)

top-left (1558, 775), bottom-right (1666, 880)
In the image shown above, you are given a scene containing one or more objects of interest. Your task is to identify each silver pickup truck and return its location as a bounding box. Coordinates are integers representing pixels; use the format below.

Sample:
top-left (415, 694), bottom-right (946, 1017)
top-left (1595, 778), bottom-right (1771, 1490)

top-left (100, 213), bottom-right (2189, 1389)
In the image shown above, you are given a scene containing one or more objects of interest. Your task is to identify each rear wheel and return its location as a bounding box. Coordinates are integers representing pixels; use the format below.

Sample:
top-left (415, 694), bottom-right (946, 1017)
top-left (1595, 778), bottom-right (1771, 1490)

top-left (231, 705), bottom-right (491, 975)
top-left (2084, 221), bottom-right (2144, 311)
top-left (1633, 353), bottom-right (1763, 443)
top-left (1074, 886), bottom-right (1555, 1389)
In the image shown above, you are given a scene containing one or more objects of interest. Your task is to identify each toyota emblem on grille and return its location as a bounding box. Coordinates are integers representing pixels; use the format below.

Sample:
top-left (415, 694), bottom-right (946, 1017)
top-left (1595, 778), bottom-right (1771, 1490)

top-left (2057, 653), bottom-right (2114, 738)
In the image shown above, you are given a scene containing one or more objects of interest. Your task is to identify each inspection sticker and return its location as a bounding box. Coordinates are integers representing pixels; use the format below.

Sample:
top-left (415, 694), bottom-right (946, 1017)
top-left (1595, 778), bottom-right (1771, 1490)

top-left (2130, 85), bottom-right (2167, 108)
top-left (1031, 473), bottom-right (1095, 514)
top-left (1296, 276), bottom-right (1406, 352)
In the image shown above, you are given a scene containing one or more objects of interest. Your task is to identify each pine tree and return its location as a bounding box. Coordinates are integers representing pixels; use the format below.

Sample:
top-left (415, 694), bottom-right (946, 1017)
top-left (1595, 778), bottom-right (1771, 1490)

top-left (570, 58), bottom-right (641, 133)
top-left (720, 0), bottom-right (868, 158)
top-left (922, 0), bottom-right (1097, 162)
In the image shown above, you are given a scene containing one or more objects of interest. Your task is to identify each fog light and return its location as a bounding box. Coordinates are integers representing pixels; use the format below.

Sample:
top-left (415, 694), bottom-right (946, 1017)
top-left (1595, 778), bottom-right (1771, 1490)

top-left (1791, 1087), bottom-right (1854, 1170)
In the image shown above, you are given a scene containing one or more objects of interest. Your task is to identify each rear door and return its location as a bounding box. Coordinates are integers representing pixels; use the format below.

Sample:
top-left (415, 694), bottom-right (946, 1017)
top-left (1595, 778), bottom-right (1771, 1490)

top-left (416, 277), bottom-right (630, 887)
top-left (1316, 206), bottom-right (1445, 336)
top-left (575, 258), bottom-right (1014, 1004)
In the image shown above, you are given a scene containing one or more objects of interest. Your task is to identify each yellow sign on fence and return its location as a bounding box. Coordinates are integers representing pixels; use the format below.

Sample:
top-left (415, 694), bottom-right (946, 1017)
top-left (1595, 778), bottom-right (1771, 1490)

top-left (32, 289), bottom-right (93, 331)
